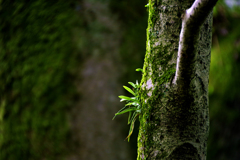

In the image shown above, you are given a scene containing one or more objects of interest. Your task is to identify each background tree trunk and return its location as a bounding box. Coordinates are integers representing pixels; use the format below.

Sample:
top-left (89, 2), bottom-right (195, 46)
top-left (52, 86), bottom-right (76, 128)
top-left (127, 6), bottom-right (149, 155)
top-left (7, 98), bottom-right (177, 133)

top-left (137, 0), bottom-right (213, 159)
top-left (68, 1), bottom-right (133, 159)
top-left (0, 0), bottom-right (147, 159)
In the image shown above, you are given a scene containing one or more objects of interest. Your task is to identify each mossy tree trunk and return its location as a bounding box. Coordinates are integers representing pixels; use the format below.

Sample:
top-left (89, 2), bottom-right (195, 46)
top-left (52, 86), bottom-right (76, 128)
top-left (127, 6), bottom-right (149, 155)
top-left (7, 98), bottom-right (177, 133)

top-left (137, 0), bottom-right (217, 159)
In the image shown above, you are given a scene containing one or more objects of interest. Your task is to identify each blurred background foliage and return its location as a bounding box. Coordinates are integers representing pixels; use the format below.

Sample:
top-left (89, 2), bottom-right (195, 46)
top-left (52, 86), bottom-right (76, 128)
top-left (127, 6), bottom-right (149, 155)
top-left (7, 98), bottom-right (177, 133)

top-left (0, 0), bottom-right (239, 159)
top-left (0, 1), bottom-right (79, 159)
top-left (208, 0), bottom-right (240, 159)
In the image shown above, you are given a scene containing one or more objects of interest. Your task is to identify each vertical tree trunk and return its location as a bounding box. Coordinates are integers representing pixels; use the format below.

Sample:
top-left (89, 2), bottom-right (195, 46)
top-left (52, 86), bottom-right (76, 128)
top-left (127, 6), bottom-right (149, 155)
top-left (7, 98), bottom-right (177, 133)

top-left (68, 1), bottom-right (134, 159)
top-left (137, 0), bottom-right (213, 159)
top-left (0, 0), bottom-right (145, 159)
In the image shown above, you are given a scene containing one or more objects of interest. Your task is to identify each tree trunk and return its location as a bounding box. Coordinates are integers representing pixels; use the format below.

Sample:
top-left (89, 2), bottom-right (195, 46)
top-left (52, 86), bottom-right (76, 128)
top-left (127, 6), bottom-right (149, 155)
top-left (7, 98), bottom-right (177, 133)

top-left (68, 1), bottom-right (134, 159)
top-left (0, 0), bottom-right (145, 159)
top-left (137, 0), bottom-right (215, 159)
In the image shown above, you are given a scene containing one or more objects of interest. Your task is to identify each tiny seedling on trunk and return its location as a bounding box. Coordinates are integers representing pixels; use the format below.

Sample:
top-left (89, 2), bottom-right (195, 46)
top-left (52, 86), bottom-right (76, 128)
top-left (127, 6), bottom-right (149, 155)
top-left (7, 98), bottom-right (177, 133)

top-left (113, 69), bottom-right (142, 141)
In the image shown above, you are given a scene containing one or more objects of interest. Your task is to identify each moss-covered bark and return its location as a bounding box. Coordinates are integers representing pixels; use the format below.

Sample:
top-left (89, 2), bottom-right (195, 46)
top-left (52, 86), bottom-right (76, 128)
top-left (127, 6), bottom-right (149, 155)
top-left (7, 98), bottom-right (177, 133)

top-left (137, 0), bottom-right (213, 159)
top-left (0, 1), bottom-right (78, 159)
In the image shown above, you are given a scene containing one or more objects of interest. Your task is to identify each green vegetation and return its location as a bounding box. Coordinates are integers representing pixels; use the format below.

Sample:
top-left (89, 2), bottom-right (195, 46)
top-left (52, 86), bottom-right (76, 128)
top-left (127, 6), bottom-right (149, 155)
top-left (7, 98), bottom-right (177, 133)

top-left (208, 2), bottom-right (240, 159)
top-left (0, 1), bottom-right (78, 159)
top-left (113, 69), bottom-right (143, 142)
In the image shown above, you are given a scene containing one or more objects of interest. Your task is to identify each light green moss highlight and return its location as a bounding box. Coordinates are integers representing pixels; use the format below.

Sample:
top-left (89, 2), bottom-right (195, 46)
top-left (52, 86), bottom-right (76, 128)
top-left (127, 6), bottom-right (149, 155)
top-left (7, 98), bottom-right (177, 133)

top-left (137, 1), bottom-right (177, 159)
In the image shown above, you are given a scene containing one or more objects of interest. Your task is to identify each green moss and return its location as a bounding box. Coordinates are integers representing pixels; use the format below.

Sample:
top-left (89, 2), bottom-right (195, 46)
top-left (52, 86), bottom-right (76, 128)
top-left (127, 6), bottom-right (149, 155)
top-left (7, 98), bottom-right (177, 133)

top-left (137, 1), bottom-right (178, 159)
top-left (0, 1), bottom-right (78, 159)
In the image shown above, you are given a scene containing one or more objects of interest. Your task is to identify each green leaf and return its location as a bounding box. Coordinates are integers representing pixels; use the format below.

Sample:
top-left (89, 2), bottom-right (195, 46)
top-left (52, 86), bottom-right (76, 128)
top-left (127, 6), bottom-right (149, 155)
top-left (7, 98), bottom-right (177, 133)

top-left (129, 111), bottom-right (138, 124)
top-left (119, 96), bottom-right (137, 102)
top-left (129, 112), bottom-right (137, 124)
top-left (128, 111), bottom-right (132, 124)
top-left (115, 107), bottom-right (137, 116)
top-left (128, 82), bottom-right (136, 88)
top-left (136, 109), bottom-right (141, 113)
top-left (125, 102), bottom-right (140, 107)
top-left (145, 3), bottom-right (149, 7)
top-left (112, 105), bottom-right (129, 120)
top-left (112, 115), bottom-right (117, 120)
top-left (136, 80), bottom-right (139, 86)
top-left (137, 105), bottom-right (141, 109)
top-left (123, 86), bottom-right (135, 96)
top-left (136, 68), bottom-right (143, 72)
top-left (113, 71), bottom-right (143, 141)
top-left (126, 113), bottom-right (139, 141)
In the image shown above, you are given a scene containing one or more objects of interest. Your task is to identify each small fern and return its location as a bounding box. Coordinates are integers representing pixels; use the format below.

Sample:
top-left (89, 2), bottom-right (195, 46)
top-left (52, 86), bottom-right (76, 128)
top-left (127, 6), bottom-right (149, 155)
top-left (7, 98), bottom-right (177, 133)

top-left (113, 69), bottom-right (142, 141)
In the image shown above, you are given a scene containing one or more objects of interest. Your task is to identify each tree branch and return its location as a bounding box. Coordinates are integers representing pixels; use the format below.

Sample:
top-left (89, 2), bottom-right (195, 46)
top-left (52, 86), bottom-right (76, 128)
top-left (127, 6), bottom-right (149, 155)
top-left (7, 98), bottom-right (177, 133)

top-left (173, 0), bottom-right (218, 86)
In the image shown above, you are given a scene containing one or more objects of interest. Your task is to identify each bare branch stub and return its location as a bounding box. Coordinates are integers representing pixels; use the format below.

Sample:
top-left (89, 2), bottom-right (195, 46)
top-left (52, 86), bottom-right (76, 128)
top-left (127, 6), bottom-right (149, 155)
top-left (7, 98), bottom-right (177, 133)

top-left (173, 0), bottom-right (218, 87)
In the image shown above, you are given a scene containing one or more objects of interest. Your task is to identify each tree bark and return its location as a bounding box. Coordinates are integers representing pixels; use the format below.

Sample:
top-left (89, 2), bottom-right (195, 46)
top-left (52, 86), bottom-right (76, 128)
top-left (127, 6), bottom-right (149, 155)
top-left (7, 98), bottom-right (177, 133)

top-left (138, 0), bottom-right (217, 159)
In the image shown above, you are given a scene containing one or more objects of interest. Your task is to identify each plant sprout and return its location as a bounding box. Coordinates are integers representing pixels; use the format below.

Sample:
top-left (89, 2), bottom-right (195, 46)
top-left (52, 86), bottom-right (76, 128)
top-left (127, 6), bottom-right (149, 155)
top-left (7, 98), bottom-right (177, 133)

top-left (113, 69), bottom-right (142, 141)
